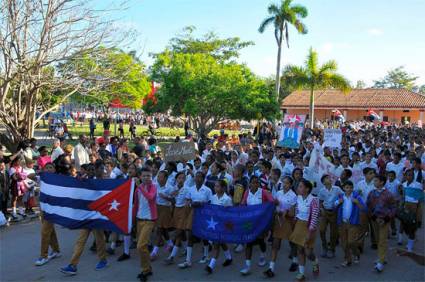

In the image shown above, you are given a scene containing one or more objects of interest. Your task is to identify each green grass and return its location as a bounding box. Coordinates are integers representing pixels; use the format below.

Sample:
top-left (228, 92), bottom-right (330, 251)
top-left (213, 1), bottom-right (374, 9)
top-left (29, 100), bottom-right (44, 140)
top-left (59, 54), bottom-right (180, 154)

top-left (38, 123), bottom-right (243, 138)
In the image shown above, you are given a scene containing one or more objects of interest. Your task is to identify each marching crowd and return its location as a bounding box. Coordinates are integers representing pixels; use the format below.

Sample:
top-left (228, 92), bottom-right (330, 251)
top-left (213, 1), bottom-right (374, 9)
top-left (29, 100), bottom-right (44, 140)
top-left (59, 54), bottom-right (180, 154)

top-left (1, 120), bottom-right (424, 282)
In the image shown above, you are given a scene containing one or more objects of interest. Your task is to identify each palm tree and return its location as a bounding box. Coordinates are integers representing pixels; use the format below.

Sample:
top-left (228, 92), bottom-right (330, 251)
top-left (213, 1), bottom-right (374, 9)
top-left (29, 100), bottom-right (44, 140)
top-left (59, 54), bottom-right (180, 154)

top-left (283, 48), bottom-right (351, 127)
top-left (258, 0), bottom-right (308, 101)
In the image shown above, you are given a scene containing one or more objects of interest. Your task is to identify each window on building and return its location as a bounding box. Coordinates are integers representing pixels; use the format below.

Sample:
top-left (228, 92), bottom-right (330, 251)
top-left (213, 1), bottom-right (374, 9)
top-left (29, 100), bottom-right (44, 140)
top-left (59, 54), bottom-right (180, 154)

top-left (403, 110), bottom-right (410, 113)
top-left (401, 116), bottom-right (411, 124)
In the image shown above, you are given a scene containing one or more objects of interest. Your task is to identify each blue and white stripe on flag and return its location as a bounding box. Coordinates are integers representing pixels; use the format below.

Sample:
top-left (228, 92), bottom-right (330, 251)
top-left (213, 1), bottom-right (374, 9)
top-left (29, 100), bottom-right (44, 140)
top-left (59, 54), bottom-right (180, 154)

top-left (40, 173), bottom-right (134, 234)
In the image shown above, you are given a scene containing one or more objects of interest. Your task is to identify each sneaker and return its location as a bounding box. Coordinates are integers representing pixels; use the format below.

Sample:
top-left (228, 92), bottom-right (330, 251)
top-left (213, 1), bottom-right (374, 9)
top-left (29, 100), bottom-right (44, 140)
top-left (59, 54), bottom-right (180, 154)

top-left (353, 256), bottom-right (360, 264)
top-left (60, 264), bottom-right (77, 275)
top-left (178, 261), bottom-right (191, 269)
top-left (164, 257), bottom-right (174, 265)
top-left (199, 256), bottom-right (208, 264)
top-left (341, 261), bottom-right (352, 267)
top-left (312, 263), bottom-right (320, 276)
top-left (150, 253), bottom-right (158, 261)
top-left (375, 262), bottom-right (384, 273)
top-left (138, 272), bottom-right (147, 282)
top-left (48, 252), bottom-right (61, 260)
top-left (95, 260), bottom-right (108, 271)
top-left (263, 268), bottom-right (275, 278)
top-left (240, 267), bottom-right (251, 276)
top-left (258, 257), bottom-right (266, 267)
top-left (106, 247), bottom-right (115, 255)
top-left (234, 244), bottom-right (244, 253)
top-left (205, 265), bottom-right (213, 274)
top-left (295, 272), bottom-right (306, 281)
top-left (327, 250), bottom-right (335, 258)
top-left (117, 253), bottom-right (130, 262)
top-left (137, 271), bottom-right (152, 278)
top-left (35, 257), bottom-right (49, 266)
top-left (222, 259), bottom-right (232, 267)
top-left (289, 262), bottom-right (298, 272)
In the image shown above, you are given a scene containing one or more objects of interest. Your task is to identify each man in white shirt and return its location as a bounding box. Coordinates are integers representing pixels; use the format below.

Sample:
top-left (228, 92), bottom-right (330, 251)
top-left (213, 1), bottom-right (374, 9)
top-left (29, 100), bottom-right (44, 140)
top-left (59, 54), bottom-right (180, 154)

top-left (386, 152), bottom-right (405, 181)
top-left (73, 135), bottom-right (90, 170)
top-left (51, 139), bottom-right (64, 162)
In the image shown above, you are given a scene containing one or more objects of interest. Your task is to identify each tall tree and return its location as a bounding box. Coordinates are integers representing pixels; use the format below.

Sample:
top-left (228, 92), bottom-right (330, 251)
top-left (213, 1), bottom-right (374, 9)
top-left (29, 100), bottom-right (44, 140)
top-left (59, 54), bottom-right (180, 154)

top-left (258, 0), bottom-right (308, 100)
top-left (64, 48), bottom-right (151, 111)
top-left (149, 52), bottom-right (279, 137)
top-left (373, 66), bottom-right (418, 90)
top-left (0, 0), bottom-right (128, 151)
top-left (283, 48), bottom-right (351, 127)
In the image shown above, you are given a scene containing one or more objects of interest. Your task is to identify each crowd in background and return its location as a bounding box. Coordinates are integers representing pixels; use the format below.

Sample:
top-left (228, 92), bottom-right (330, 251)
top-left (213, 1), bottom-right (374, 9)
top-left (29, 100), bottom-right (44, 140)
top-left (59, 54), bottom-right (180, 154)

top-left (0, 119), bottom-right (424, 281)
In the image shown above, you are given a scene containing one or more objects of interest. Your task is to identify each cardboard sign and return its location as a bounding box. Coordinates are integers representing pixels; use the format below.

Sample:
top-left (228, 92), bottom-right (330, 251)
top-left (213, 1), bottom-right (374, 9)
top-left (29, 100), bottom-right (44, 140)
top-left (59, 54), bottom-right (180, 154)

top-left (163, 142), bottom-right (196, 162)
top-left (323, 129), bottom-right (342, 148)
top-left (277, 114), bottom-right (306, 149)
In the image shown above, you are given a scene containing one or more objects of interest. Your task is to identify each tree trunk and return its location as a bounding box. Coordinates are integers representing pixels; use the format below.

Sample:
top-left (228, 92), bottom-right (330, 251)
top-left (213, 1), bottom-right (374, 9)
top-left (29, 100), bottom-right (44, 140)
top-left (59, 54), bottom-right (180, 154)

top-left (275, 42), bottom-right (282, 101)
top-left (309, 88), bottom-right (315, 128)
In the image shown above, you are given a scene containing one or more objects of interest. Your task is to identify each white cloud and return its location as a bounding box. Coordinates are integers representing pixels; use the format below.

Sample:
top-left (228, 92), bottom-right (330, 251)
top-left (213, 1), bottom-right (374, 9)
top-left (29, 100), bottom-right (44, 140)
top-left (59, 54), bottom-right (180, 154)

top-left (367, 28), bottom-right (383, 36)
top-left (319, 42), bottom-right (350, 55)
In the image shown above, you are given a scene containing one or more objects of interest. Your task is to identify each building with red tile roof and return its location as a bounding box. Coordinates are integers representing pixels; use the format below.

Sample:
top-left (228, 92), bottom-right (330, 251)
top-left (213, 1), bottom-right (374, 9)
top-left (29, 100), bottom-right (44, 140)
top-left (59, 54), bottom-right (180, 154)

top-left (281, 89), bottom-right (425, 124)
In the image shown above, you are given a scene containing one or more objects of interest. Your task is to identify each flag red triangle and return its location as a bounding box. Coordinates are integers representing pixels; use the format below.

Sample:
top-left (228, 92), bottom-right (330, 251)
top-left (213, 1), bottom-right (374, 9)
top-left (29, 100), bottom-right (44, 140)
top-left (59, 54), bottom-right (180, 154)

top-left (88, 179), bottom-right (134, 233)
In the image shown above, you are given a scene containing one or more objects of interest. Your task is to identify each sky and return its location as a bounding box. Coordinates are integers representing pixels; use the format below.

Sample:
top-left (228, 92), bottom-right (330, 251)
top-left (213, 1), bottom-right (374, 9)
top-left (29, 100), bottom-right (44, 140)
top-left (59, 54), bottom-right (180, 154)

top-left (107, 0), bottom-right (425, 86)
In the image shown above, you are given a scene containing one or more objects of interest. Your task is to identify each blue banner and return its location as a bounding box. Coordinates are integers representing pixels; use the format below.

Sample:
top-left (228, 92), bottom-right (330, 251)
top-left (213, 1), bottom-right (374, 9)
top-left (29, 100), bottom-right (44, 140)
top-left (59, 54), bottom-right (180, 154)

top-left (404, 187), bottom-right (424, 202)
top-left (192, 203), bottom-right (275, 244)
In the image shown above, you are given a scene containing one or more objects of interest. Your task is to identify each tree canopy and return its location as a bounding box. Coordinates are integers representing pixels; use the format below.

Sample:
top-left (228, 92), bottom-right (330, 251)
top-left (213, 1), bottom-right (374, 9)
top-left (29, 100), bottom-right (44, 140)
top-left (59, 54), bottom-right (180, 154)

top-left (64, 48), bottom-right (151, 110)
top-left (147, 29), bottom-right (279, 136)
top-left (373, 66), bottom-right (418, 91)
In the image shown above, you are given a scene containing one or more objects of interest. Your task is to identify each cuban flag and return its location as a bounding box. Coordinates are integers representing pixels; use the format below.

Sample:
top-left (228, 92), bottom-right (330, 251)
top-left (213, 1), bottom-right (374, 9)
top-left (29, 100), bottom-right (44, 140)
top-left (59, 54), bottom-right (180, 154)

top-left (332, 109), bottom-right (345, 123)
top-left (40, 173), bottom-right (135, 234)
top-left (367, 109), bottom-right (381, 121)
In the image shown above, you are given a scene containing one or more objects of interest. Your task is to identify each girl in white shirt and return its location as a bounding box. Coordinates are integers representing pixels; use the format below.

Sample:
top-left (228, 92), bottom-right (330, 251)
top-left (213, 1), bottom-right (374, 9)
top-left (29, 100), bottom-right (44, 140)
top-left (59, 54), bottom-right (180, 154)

top-left (205, 180), bottom-right (233, 274)
top-left (264, 176), bottom-right (297, 278)
top-left (239, 176), bottom-right (273, 276)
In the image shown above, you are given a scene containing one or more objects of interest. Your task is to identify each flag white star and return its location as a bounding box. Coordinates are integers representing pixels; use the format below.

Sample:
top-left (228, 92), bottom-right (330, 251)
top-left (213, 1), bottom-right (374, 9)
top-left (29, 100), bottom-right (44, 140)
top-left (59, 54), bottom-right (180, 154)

top-left (108, 199), bottom-right (120, 211)
top-left (206, 217), bottom-right (218, 230)
top-left (289, 115), bottom-right (299, 123)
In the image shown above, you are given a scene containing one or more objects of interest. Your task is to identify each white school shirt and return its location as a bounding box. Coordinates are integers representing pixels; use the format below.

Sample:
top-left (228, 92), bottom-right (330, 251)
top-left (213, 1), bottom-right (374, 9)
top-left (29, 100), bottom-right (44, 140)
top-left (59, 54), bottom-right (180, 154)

top-left (386, 161), bottom-right (405, 181)
top-left (360, 161), bottom-right (378, 172)
top-left (295, 194), bottom-right (315, 221)
top-left (246, 188), bottom-right (263, 205)
top-left (174, 185), bottom-right (189, 207)
top-left (210, 193), bottom-right (233, 207)
top-left (186, 184), bottom-right (212, 203)
top-left (355, 179), bottom-right (375, 203)
top-left (275, 189), bottom-right (297, 212)
top-left (157, 184), bottom-right (176, 206)
top-left (318, 186), bottom-right (344, 210)
top-left (402, 181), bottom-right (423, 204)
top-left (385, 179), bottom-right (401, 199)
top-left (341, 195), bottom-right (353, 222)
top-left (270, 181), bottom-right (283, 198)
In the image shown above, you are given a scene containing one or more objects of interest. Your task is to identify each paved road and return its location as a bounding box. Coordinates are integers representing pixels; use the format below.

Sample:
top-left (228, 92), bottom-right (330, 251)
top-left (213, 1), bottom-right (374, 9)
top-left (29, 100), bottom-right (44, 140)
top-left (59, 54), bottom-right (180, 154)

top-left (1, 219), bottom-right (424, 282)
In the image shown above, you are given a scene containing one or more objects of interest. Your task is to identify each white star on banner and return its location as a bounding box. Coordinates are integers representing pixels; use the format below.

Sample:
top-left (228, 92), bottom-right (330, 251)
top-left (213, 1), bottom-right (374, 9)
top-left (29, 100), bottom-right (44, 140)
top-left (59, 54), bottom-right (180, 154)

top-left (108, 199), bottom-right (120, 211)
top-left (206, 217), bottom-right (218, 230)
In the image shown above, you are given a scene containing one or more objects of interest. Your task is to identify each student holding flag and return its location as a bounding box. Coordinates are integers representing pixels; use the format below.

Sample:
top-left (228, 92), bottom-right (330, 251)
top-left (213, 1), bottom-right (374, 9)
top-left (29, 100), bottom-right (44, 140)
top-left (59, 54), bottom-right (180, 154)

top-left (205, 179), bottom-right (233, 274)
top-left (134, 167), bottom-right (157, 282)
top-left (60, 162), bottom-right (108, 276)
top-left (239, 175), bottom-right (273, 276)
top-left (178, 171), bottom-right (213, 269)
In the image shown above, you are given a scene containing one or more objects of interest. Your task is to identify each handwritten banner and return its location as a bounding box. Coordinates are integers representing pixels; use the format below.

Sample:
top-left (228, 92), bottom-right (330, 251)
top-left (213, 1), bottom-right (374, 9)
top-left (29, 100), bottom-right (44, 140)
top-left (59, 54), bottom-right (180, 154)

top-left (309, 146), bottom-right (339, 184)
top-left (324, 129), bottom-right (342, 148)
top-left (163, 142), bottom-right (196, 162)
